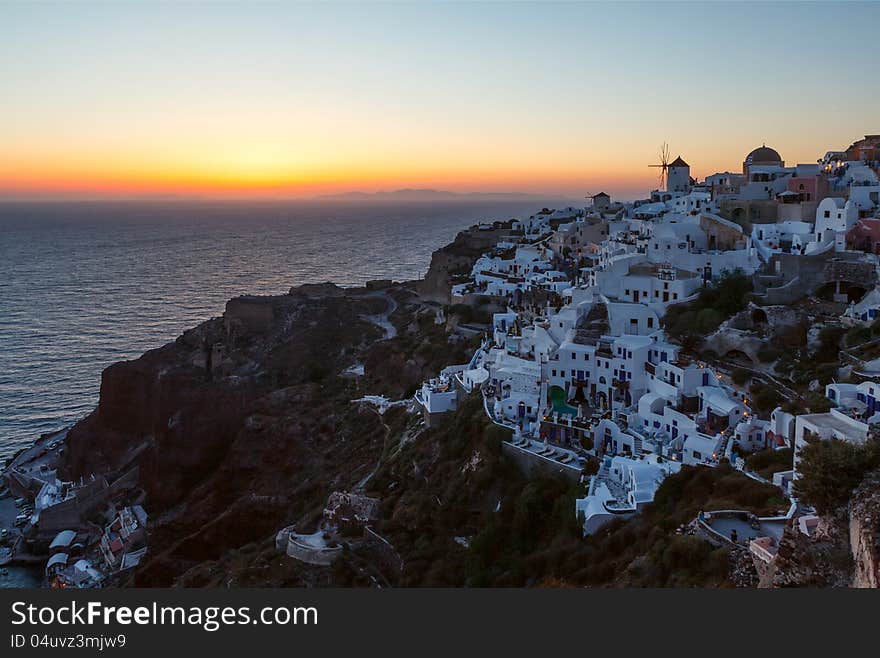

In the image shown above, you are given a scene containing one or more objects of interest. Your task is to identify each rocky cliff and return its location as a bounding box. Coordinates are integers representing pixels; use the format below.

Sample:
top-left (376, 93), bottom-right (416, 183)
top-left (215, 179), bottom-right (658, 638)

top-left (850, 472), bottom-right (880, 588)
top-left (58, 226), bottom-right (505, 586)
top-left (757, 470), bottom-right (880, 588)
top-left (62, 287), bottom-right (401, 584)
top-left (418, 222), bottom-right (515, 303)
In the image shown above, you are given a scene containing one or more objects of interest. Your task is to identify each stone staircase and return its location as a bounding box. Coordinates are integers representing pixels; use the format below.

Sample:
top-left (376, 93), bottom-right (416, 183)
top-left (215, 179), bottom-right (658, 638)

top-left (715, 432), bottom-right (732, 461)
top-left (632, 435), bottom-right (643, 456)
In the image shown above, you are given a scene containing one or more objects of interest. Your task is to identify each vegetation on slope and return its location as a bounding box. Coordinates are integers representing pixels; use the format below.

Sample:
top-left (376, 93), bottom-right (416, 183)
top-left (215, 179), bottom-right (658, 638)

top-left (370, 395), bottom-right (785, 587)
top-left (744, 447), bottom-right (793, 480)
top-left (664, 270), bottom-right (752, 343)
top-left (794, 435), bottom-right (880, 516)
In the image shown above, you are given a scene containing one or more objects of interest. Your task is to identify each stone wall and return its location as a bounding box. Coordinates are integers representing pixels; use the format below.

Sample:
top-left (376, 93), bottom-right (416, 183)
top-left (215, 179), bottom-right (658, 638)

top-left (501, 442), bottom-right (582, 483)
top-left (286, 537), bottom-right (342, 566)
top-left (719, 199), bottom-right (779, 231)
top-left (700, 213), bottom-right (747, 251)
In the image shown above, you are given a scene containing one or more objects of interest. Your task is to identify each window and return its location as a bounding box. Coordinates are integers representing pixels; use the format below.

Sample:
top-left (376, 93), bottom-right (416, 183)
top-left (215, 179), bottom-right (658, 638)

top-left (552, 369), bottom-right (557, 377)
top-left (693, 451), bottom-right (702, 460)
top-left (824, 210), bottom-right (830, 218)
top-left (647, 317), bottom-right (654, 328)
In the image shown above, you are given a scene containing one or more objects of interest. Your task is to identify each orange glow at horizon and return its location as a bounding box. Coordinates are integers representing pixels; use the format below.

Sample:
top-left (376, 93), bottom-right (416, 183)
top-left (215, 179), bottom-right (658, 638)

top-left (0, 148), bottom-right (662, 200)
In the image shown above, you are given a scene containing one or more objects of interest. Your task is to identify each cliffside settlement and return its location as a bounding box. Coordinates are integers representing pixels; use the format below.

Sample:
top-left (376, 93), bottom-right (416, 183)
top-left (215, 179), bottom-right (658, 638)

top-left (3, 135), bottom-right (880, 587)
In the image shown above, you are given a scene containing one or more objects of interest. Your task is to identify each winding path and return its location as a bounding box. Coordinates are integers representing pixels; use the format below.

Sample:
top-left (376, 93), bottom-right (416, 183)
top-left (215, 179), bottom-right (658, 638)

top-left (357, 291), bottom-right (398, 340)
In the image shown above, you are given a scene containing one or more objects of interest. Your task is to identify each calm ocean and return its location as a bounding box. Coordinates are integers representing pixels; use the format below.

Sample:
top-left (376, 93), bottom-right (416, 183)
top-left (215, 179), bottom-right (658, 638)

top-left (0, 199), bottom-right (563, 461)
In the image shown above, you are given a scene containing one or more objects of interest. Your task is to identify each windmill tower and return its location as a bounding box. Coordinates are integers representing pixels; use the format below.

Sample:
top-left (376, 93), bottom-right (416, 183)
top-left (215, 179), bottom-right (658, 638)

top-left (585, 192), bottom-right (610, 211)
top-left (666, 156), bottom-right (691, 193)
top-left (649, 143), bottom-right (690, 193)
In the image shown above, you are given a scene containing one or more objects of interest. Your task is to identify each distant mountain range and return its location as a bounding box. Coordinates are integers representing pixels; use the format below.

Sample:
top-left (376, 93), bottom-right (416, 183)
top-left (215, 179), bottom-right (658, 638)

top-left (316, 188), bottom-right (578, 202)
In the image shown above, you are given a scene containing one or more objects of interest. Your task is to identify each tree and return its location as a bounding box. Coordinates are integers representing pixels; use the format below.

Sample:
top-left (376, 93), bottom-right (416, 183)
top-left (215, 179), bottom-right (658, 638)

top-left (794, 436), bottom-right (880, 515)
top-left (700, 269), bottom-right (752, 317)
top-left (663, 269), bottom-right (752, 340)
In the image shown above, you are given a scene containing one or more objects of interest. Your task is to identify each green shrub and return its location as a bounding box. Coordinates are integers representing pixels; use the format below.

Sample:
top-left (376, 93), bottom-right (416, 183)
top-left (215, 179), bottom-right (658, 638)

top-left (756, 345), bottom-right (779, 363)
top-left (745, 448), bottom-right (793, 479)
top-left (804, 391), bottom-right (832, 413)
top-left (664, 270), bottom-right (752, 340)
top-left (749, 382), bottom-right (782, 415)
top-left (794, 437), bottom-right (880, 515)
top-left (815, 363), bottom-right (839, 385)
top-left (731, 368), bottom-right (751, 386)
top-left (845, 325), bottom-right (871, 348)
top-left (814, 326), bottom-right (846, 362)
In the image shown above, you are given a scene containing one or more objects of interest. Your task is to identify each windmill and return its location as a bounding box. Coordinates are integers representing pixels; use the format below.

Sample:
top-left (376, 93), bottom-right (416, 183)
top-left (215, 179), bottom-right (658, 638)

top-left (649, 142), bottom-right (671, 190)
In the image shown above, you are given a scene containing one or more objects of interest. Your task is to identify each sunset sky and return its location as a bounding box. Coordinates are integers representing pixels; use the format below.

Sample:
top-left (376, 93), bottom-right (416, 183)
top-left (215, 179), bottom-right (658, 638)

top-left (2, 1), bottom-right (879, 201)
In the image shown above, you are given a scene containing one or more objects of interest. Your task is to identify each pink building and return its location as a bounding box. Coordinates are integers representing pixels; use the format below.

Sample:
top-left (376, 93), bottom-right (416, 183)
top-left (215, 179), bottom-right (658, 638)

top-left (786, 175), bottom-right (828, 203)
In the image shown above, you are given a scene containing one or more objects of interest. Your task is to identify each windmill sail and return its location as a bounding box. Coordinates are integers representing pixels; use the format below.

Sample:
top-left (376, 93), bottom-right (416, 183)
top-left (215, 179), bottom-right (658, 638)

top-left (648, 142), bottom-right (671, 190)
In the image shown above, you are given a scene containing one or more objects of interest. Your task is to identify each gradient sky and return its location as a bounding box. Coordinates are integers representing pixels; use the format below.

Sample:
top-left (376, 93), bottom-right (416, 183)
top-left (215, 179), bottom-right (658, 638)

top-left (2, 1), bottom-right (879, 200)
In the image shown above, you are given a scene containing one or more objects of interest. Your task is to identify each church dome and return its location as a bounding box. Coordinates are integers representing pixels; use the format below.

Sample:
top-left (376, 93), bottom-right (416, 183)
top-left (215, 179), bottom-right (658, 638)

top-left (746, 145), bottom-right (782, 163)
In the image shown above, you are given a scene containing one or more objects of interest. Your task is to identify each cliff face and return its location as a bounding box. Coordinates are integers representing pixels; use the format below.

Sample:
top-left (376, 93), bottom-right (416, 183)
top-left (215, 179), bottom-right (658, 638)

top-left (418, 223), bottom-right (514, 303)
top-left (63, 288), bottom-right (397, 584)
top-left (850, 472), bottom-right (880, 588)
top-left (758, 518), bottom-right (853, 588)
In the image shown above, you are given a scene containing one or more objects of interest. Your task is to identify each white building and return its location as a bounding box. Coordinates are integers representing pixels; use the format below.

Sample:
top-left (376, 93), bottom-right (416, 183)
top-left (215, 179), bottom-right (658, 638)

top-left (807, 198), bottom-right (859, 253)
top-left (575, 454), bottom-right (681, 535)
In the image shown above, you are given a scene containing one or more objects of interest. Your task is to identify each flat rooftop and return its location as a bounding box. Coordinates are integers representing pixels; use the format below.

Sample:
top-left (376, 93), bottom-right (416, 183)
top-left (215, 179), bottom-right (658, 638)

top-left (799, 412), bottom-right (866, 440)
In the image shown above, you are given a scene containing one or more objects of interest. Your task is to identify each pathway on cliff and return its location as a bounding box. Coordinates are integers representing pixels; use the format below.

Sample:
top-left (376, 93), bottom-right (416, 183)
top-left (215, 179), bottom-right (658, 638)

top-left (355, 408), bottom-right (391, 492)
top-left (357, 291), bottom-right (398, 340)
